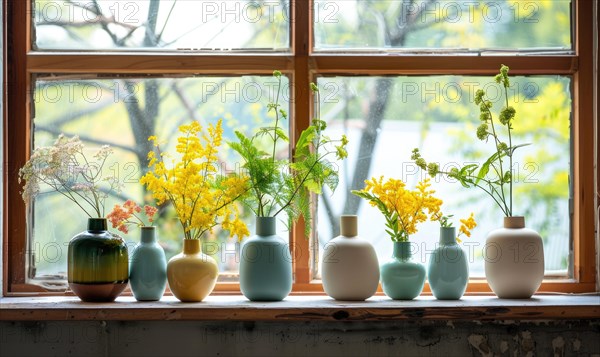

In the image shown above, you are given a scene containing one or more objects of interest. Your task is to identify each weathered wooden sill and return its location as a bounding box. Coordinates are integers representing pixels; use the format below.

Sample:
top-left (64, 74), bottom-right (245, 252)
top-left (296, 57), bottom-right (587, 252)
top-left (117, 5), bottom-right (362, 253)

top-left (1, 295), bottom-right (598, 322)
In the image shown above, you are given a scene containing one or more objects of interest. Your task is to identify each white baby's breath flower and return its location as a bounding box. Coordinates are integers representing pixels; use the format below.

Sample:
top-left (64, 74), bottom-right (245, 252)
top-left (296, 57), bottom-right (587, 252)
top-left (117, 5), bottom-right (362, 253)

top-left (18, 135), bottom-right (121, 218)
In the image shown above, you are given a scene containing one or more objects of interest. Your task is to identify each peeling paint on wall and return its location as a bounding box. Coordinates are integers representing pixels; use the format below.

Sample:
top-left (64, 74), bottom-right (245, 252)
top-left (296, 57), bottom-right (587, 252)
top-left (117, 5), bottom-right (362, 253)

top-left (552, 335), bottom-right (565, 357)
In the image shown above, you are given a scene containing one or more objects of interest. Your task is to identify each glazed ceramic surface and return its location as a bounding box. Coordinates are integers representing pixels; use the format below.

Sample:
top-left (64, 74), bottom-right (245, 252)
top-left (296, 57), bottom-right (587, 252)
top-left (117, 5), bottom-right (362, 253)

top-left (428, 227), bottom-right (469, 300)
top-left (321, 215), bottom-right (379, 300)
top-left (485, 216), bottom-right (544, 299)
top-left (167, 239), bottom-right (219, 302)
top-left (240, 217), bottom-right (292, 301)
top-left (68, 218), bottom-right (129, 302)
top-left (129, 227), bottom-right (167, 301)
top-left (380, 241), bottom-right (426, 300)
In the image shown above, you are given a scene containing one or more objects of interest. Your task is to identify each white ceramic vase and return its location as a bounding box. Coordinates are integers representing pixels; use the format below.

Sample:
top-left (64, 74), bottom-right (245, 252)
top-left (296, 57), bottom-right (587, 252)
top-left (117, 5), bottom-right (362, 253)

top-left (484, 216), bottom-right (544, 299)
top-left (321, 215), bottom-right (380, 300)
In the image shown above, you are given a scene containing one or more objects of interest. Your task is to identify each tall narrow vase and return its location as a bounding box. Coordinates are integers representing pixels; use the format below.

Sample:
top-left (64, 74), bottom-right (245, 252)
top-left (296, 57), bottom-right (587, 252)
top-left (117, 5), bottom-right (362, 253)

top-left (321, 215), bottom-right (379, 300)
top-left (68, 218), bottom-right (129, 302)
top-left (167, 239), bottom-right (219, 302)
top-left (380, 241), bottom-right (426, 300)
top-left (428, 227), bottom-right (469, 300)
top-left (129, 227), bottom-right (167, 301)
top-left (240, 217), bottom-right (292, 301)
top-left (485, 216), bottom-right (544, 299)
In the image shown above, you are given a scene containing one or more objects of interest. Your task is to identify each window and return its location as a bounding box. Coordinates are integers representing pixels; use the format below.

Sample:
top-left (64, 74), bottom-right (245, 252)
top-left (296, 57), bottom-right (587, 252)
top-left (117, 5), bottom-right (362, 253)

top-left (3, 0), bottom-right (596, 295)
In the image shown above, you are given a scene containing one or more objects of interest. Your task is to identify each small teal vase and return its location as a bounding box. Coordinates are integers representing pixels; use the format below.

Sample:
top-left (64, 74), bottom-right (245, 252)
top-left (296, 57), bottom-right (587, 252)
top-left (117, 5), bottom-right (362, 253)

top-left (380, 241), bottom-right (426, 300)
top-left (428, 227), bottom-right (469, 300)
top-left (129, 227), bottom-right (167, 301)
top-left (240, 217), bottom-right (292, 301)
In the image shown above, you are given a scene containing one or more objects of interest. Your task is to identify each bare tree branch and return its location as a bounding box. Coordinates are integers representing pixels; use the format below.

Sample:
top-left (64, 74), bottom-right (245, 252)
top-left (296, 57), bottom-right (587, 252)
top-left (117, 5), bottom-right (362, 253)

top-left (36, 125), bottom-right (143, 156)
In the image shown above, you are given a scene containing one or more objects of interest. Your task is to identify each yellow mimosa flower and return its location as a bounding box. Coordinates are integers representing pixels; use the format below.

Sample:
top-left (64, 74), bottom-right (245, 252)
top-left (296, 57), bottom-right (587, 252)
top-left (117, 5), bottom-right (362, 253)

top-left (352, 177), bottom-right (442, 242)
top-left (140, 119), bottom-right (249, 241)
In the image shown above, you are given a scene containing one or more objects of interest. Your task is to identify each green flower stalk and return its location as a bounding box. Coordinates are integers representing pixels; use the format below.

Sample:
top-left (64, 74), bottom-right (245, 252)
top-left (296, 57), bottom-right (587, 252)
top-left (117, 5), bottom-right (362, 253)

top-left (229, 70), bottom-right (348, 235)
top-left (412, 65), bottom-right (529, 217)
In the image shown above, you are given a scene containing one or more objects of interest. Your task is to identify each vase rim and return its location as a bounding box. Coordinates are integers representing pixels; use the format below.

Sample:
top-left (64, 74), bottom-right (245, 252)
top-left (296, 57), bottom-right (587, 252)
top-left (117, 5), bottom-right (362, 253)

top-left (255, 215), bottom-right (277, 236)
top-left (440, 226), bottom-right (456, 231)
top-left (393, 240), bottom-right (412, 245)
top-left (392, 241), bottom-right (413, 260)
top-left (340, 215), bottom-right (358, 237)
top-left (504, 216), bottom-right (525, 228)
top-left (439, 226), bottom-right (457, 244)
top-left (256, 215), bottom-right (276, 219)
top-left (141, 226), bottom-right (156, 230)
top-left (87, 217), bottom-right (108, 232)
top-left (183, 238), bottom-right (201, 254)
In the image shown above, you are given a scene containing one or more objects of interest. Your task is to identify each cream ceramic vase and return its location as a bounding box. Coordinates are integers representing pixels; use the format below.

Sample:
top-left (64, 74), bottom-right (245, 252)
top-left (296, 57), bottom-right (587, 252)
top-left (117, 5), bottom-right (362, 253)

top-left (484, 216), bottom-right (544, 299)
top-left (321, 215), bottom-right (380, 300)
top-left (167, 239), bottom-right (219, 302)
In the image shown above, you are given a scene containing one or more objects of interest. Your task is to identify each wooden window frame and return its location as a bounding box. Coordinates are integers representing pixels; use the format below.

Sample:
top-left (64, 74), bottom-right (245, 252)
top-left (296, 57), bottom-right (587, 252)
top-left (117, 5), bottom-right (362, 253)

top-left (2, 0), bottom-right (597, 296)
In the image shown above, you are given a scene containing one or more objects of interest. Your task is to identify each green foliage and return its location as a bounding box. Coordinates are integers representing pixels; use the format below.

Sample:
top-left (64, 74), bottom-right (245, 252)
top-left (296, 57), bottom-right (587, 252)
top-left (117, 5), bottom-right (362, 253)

top-left (229, 71), bottom-right (348, 236)
top-left (351, 190), bottom-right (407, 242)
top-left (413, 65), bottom-right (528, 217)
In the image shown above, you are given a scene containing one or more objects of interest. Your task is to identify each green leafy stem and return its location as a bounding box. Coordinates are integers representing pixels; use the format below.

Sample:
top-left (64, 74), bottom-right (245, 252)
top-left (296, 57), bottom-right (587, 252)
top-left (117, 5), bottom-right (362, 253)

top-left (412, 65), bottom-right (529, 217)
top-left (229, 71), bottom-right (348, 236)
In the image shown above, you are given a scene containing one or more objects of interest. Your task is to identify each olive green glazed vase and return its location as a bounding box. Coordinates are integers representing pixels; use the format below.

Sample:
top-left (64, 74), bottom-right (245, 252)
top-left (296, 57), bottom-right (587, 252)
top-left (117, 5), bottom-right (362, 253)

top-left (67, 218), bottom-right (129, 302)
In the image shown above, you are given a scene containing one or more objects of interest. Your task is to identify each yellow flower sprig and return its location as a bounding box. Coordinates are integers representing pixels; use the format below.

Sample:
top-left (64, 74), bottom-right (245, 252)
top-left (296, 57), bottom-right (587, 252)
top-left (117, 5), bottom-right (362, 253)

top-left (435, 212), bottom-right (477, 243)
top-left (140, 120), bottom-right (249, 241)
top-left (352, 177), bottom-right (443, 242)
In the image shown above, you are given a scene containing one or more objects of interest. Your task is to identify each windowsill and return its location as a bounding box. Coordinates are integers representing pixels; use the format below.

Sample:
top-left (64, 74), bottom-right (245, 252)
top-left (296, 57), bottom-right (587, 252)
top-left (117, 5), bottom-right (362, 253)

top-left (1, 295), bottom-right (598, 322)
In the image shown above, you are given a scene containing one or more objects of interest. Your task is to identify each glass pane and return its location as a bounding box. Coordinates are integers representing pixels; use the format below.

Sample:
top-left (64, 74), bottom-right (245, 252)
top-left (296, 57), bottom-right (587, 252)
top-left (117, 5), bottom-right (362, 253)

top-left (33, 0), bottom-right (290, 50)
top-left (315, 75), bottom-right (571, 278)
top-left (30, 75), bottom-right (290, 283)
top-left (314, 0), bottom-right (572, 51)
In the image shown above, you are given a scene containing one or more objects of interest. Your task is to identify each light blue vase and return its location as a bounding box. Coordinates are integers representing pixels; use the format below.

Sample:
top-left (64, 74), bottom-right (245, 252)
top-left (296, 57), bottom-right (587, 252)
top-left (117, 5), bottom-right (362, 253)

top-left (380, 241), bottom-right (426, 300)
top-left (428, 227), bottom-right (469, 300)
top-left (129, 227), bottom-right (167, 301)
top-left (240, 217), bottom-right (292, 301)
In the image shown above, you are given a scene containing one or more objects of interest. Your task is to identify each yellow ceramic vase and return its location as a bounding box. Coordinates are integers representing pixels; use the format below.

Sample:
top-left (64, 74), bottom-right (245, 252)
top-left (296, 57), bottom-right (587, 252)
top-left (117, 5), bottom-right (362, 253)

top-left (167, 239), bottom-right (219, 302)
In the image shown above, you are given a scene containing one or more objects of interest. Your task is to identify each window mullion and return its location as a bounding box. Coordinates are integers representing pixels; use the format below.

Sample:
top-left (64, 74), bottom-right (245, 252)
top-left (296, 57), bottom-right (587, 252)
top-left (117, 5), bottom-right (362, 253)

top-left (290, 0), bottom-right (312, 286)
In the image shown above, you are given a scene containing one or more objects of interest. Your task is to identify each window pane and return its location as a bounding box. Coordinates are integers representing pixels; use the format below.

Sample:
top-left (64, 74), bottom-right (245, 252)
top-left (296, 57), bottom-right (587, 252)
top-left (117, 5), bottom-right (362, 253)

top-left (315, 75), bottom-right (571, 278)
top-left (33, 0), bottom-right (290, 50)
top-left (30, 75), bottom-right (290, 284)
top-left (314, 0), bottom-right (572, 52)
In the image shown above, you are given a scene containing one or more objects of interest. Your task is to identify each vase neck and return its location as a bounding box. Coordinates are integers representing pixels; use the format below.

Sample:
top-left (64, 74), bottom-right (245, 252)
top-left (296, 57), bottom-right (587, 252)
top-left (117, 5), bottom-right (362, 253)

top-left (439, 227), bottom-right (457, 245)
top-left (393, 242), bottom-right (413, 260)
top-left (256, 216), bottom-right (276, 236)
top-left (140, 227), bottom-right (156, 243)
top-left (340, 215), bottom-right (358, 237)
top-left (87, 218), bottom-right (107, 232)
top-left (183, 239), bottom-right (201, 254)
top-left (504, 216), bottom-right (525, 229)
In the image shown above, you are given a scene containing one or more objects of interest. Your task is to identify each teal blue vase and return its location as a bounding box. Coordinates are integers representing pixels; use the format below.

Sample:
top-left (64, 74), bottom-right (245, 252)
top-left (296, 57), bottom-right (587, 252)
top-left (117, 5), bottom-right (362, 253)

top-left (129, 227), bottom-right (167, 301)
top-left (240, 217), bottom-right (292, 301)
top-left (428, 227), bottom-right (469, 300)
top-left (380, 241), bottom-right (426, 300)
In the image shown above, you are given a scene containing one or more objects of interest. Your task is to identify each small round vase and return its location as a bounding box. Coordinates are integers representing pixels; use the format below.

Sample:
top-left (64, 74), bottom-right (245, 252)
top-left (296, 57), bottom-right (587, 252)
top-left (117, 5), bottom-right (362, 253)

top-left (68, 218), bottom-right (129, 302)
top-left (240, 217), bottom-right (292, 301)
top-left (129, 227), bottom-right (167, 301)
top-left (485, 216), bottom-right (544, 299)
top-left (167, 239), bottom-right (219, 302)
top-left (380, 241), bottom-right (426, 300)
top-left (321, 215), bottom-right (379, 300)
top-left (428, 227), bottom-right (469, 300)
